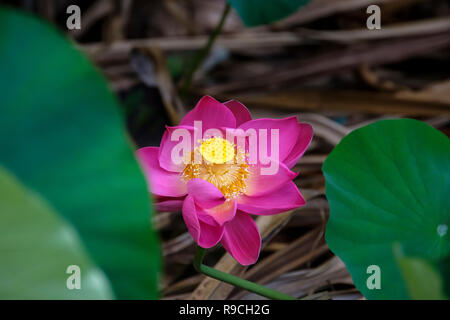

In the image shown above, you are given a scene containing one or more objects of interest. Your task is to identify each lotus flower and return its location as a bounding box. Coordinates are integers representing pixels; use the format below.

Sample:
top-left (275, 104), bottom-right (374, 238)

top-left (137, 96), bottom-right (313, 265)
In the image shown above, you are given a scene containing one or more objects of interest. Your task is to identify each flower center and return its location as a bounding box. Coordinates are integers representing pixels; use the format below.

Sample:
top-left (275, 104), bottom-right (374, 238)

top-left (199, 137), bottom-right (235, 164)
top-left (182, 137), bottom-right (249, 199)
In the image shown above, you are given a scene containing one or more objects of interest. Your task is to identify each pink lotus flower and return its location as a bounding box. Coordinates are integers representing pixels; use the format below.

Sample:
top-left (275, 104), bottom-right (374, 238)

top-left (137, 96), bottom-right (313, 265)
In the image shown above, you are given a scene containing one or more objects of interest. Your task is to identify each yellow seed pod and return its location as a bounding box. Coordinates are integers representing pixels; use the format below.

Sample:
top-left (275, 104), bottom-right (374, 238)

top-left (200, 137), bottom-right (235, 164)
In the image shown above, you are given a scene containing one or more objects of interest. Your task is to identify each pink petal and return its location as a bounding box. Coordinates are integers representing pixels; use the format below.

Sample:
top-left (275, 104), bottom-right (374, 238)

top-left (221, 211), bottom-right (261, 265)
top-left (283, 123), bottom-right (314, 168)
top-left (245, 161), bottom-right (298, 197)
top-left (155, 197), bottom-right (184, 212)
top-left (238, 116), bottom-right (301, 163)
top-left (199, 200), bottom-right (237, 226)
top-left (180, 96), bottom-right (236, 130)
top-left (187, 178), bottom-right (226, 209)
top-left (136, 147), bottom-right (187, 197)
top-left (224, 100), bottom-right (252, 126)
top-left (238, 182), bottom-right (305, 215)
top-left (159, 125), bottom-right (195, 172)
top-left (182, 195), bottom-right (224, 248)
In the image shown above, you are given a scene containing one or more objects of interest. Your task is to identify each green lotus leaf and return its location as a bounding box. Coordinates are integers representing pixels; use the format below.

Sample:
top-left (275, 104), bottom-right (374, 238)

top-left (323, 119), bottom-right (449, 299)
top-left (228, 0), bottom-right (311, 27)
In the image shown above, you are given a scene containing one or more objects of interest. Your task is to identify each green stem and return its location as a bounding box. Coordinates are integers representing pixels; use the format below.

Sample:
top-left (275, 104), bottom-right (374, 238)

top-left (179, 3), bottom-right (231, 97)
top-left (193, 246), bottom-right (297, 300)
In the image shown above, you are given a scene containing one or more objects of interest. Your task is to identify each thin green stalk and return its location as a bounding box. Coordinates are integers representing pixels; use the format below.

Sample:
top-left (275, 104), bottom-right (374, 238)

top-left (179, 3), bottom-right (231, 97)
top-left (193, 246), bottom-right (297, 300)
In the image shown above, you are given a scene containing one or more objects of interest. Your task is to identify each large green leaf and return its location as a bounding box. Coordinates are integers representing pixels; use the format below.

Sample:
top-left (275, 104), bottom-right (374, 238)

top-left (228, 0), bottom-right (311, 27)
top-left (0, 166), bottom-right (113, 299)
top-left (0, 7), bottom-right (160, 299)
top-left (323, 119), bottom-right (450, 299)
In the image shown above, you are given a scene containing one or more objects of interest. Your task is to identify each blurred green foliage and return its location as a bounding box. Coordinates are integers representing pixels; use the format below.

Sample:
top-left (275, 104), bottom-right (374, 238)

top-left (394, 244), bottom-right (448, 300)
top-left (0, 7), bottom-right (160, 299)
